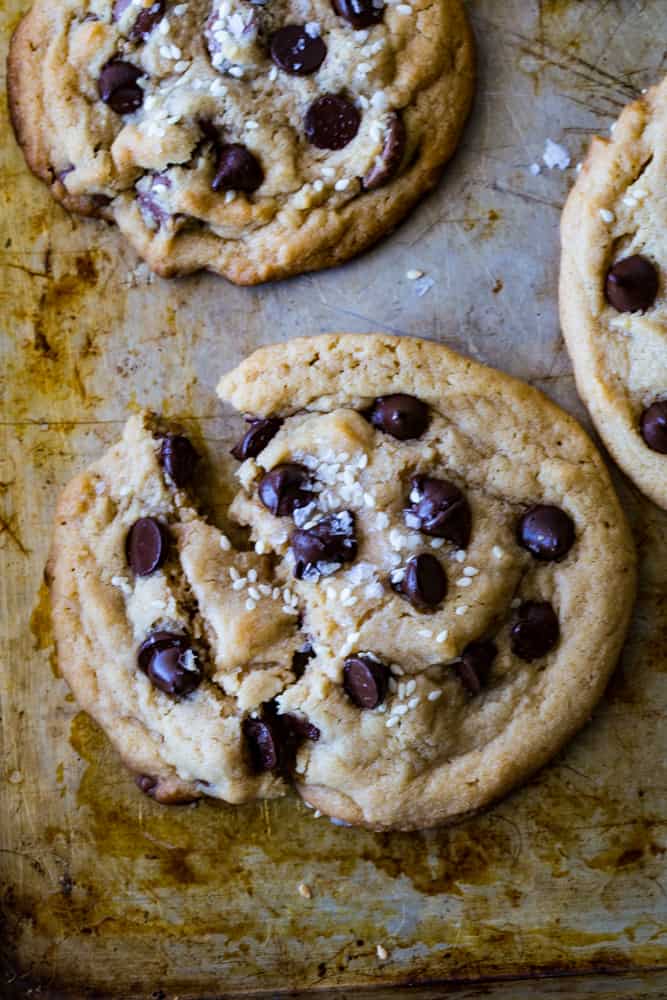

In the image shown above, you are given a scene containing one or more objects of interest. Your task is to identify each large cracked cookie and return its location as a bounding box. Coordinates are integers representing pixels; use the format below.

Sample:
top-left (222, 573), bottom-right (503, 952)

top-left (8, 0), bottom-right (474, 283)
top-left (50, 335), bottom-right (636, 830)
top-left (560, 75), bottom-right (667, 511)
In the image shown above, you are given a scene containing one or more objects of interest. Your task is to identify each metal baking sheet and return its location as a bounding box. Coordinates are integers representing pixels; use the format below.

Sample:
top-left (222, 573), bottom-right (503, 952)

top-left (2, 1), bottom-right (667, 995)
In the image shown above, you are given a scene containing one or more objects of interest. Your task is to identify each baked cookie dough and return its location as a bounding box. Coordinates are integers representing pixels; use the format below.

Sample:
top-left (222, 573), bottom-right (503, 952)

top-left (560, 75), bottom-right (667, 510)
top-left (50, 335), bottom-right (636, 830)
top-left (8, 0), bottom-right (474, 282)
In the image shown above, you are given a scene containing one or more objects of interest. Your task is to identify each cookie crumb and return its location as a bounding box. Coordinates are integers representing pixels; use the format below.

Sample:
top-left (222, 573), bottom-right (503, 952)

top-left (298, 882), bottom-right (312, 899)
top-left (376, 944), bottom-right (389, 961)
top-left (542, 138), bottom-right (571, 170)
top-left (599, 208), bottom-right (615, 223)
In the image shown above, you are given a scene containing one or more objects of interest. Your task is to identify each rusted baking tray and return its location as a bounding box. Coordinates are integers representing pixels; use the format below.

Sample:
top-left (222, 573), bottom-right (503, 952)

top-left (2, 0), bottom-right (667, 996)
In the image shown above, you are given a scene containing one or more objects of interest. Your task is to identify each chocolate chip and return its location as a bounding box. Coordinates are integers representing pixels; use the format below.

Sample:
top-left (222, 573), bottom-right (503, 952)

top-left (396, 553), bottom-right (447, 609)
top-left (292, 639), bottom-right (315, 677)
top-left (518, 505), bottom-right (575, 562)
top-left (304, 94), bottom-right (361, 150)
top-left (640, 400), bottom-right (667, 454)
top-left (159, 434), bottom-right (198, 488)
top-left (138, 631), bottom-right (202, 696)
top-left (368, 394), bottom-right (429, 440)
top-left (98, 60), bottom-right (144, 114)
top-left (137, 173), bottom-right (172, 228)
top-left (243, 717), bottom-right (279, 771)
top-left (126, 517), bottom-right (167, 576)
top-left (280, 713), bottom-right (321, 742)
top-left (510, 601), bottom-right (559, 661)
top-left (605, 255), bottom-right (659, 313)
top-left (212, 144), bottom-right (263, 193)
top-left (363, 112), bottom-right (406, 190)
top-left (135, 774), bottom-right (158, 796)
top-left (291, 511), bottom-right (357, 579)
top-left (406, 475), bottom-right (471, 548)
top-left (258, 463), bottom-right (312, 516)
top-left (332, 0), bottom-right (384, 27)
top-left (270, 25), bottom-right (327, 75)
top-left (453, 640), bottom-right (497, 696)
top-left (199, 117), bottom-right (221, 146)
top-left (113, 0), bottom-right (165, 38)
top-left (343, 653), bottom-right (389, 709)
top-left (231, 417), bottom-right (283, 460)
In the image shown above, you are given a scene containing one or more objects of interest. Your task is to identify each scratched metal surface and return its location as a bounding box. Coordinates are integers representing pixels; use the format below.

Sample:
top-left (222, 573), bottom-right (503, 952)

top-left (2, 0), bottom-right (667, 996)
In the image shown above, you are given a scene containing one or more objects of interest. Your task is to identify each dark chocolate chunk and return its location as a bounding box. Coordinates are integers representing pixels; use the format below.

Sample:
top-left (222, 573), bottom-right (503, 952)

top-left (453, 640), bottom-right (497, 695)
top-left (332, 0), bottom-right (384, 28)
top-left (280, 712), bottom-right (321, 742)
top-left (160, 434), bottom-right (198, 488)
top-left (343, 653), bottom-right (389, 709)
top-left (243, 717), bottom-right (279, 771)
top-left (396, 553), bottom-right (447, 609)
top-left (292, 639), bottom-right (315, 677)
top-left (126, 517), bottom-right (167, 576)
top-left (640, 400), bottom-right (667, 454)
top-left (231, 417), bottom-right (283, 460)
top-left (510, 601), bottom-right (559, 661)
top-left (258, 463), bottom-right (312, 516)
top-left (518, 505), bottom-right (575, 562)
top-left (270, 25), bottom-right (327, 75)
top-left (291, 511), bottom-right (357, 579)
top-left (212, 144), bottom-right (264, 193)
top-left (406, 475), bottom-right (471, 548)
top-left (113, 0), bottom-right (166, 38)
top-left (363, 112), bottom-right (406, 190)
top-left (368, 394), bottom-right (429, 440)
top-left (605, 255), bottom-right (659, 313)
top-left (304, 94), bottom-right (361, 150)
top-left (135, 774), bottom-right (159, 796)
top-left (98, 60), bottom-right (144, 114)
top-left (138, 631), bottom-right (202, 696)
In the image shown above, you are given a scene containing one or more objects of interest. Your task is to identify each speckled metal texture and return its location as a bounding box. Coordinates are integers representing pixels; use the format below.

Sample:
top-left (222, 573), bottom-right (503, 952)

top-left (1, 1), bottom-right (667, 996)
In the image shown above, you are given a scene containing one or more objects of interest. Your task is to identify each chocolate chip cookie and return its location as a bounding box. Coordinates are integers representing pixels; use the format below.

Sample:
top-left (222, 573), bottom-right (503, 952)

top-left (50, 336), bottom-right (635, 829)
top-left (8, 0), bottom-right (474, 282)
top-left (560, 75), bottom-right (667, 510)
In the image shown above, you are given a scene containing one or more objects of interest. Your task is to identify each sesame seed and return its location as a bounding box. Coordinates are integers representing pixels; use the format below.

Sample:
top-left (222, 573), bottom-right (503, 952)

top-left (225, 190), bottom-right (236, 203)
top-left (334, 178), bottom-right (350, 191)
top-left (174, 60), bottom-right (189, 72)
top-left (396, 3), bottom-right (412, 11)
top-left (363, 492), bottom-right (375, 507)
top-left (268, 66), bottom-right (278, 81)
top-left (600, 208), bottom-right (615, 223)
top-left (428, 690), bottom-right (442, 702)
top-left (393, 704), bottom-right (408, 717)
top-left (326, 586), bottom-right (336, 600)
top-left (492, 545), bottom-right (504, 560)
top-left (255, 539), bottom-right (266, 554)
top-left (321, 166), bottom-right (335, 178)
top-left (304, 20), bottom-right (320, 36)
top-left (407, 697), bottom-right (419, 710)
top-left (418, 628), bottom-right (433, 638)
top-left (245, 598), bottom-right (256, 611)
top-left (259, 584), bottom-right (271, 596)
top-left (457, 577), bottom-right (472, 587)
top-left (158, 18), bottom-right (170, 34)
top-left (298, 883), bottom-right (312, 899)
top-left (375, 512), bottom-right (389, 530)
top-left (455, 605), bottom-right (468, 616)
top-left (232, 578), bottom-right (246, 591)
top-left (173, 2), bottom-right (187, 12)
top-left (463, 566), bottom-right (479, 577)
top-left (436, 629), bottom-right (449, 643)
top-left (229, 65), bottom-right (244, 77)
top-left (376, 945), bottom-right (388, 961)
top-left (405, 679), bottom-right (416, 696)
top-left (386, 716), bottom-right (398, 728)
top-left (313, 179), bottom-right (324, 192)
top-left (406, 269), bottom-right (423, 280)
top-left (282, 605), bottom-right (299, 615)
top-left (454, 550), bottom-right (466, 563)
top-left (219, 533), bottom-right (232, 551)
top-left (340, 587), bottom-right (352, 601)
top-left (247, 586), bottom-right (260, 601)
top-left (272, 587), bottom-right (281, 600)
top-left (247, 569), bottom-right (257, 582)
top-left (246, 120), bottom-right (259, 130)
top-left (430, 538), bottom-right (445, 549)
top-left (398, 681), bottom-right (406, 699)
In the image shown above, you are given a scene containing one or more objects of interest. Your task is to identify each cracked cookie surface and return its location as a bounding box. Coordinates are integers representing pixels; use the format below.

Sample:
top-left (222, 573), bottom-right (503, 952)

top-left (560, 74), bottom-right (667, 511)
top-left (8, 0), bottom-right (474, 282)
top-left (50, 335), bottom-right (636, 830)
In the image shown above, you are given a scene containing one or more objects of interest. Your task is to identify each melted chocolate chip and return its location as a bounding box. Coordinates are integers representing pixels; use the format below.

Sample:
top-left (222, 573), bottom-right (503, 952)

top-left (160, 434), bottom-right (198, 488)
top-left (396, 553), bottom-right (447, 609)
top-left (231, 417), bottom-right (283, 460)
top-left (640, 400), bottom-right (667, 454)
top-left (453, 640), bottom-right (497, 696)
top-left (126, 517), bottom-right (167, 576)
top-left (138, 631), bottom-right (202, 696)
top-left (363, 112), bottom-right (406, 190)
top-left (332, 0), bottom-right (384, 27)
top-left (243, 717), bottom-right (279, 771)
top-left (518, 505), bottom-right (575, 562)
top-left (304, 94), bottom-right (361, 150)
top-left (406, 475), bottom-right (471, 548)
top-left (368, 394), bottom-right (430, 440)
top-left (258, 463), bottom-right (312, 516)
top-left (291, 511), bottom-right (357, 579)
top-left (605, 255), bottom-right (659, 313)
top-left (113, 0), bottom-right (165, 38)
top-left (135, 774), bottom-right (158, 796)
top-left (98, 60), bottom-right (144, 114)
top-left (343, 653), bottom-right (389, 709)
top-left (510, 601), bottom-right (559, 661)
top-left (292, 639), bottom-right (315, 677)
top-left (212, 144), bottom-right (264, 193)
top-left (270, 25), bottom-right (327, 75)
top-left (280, 712), bottom-right (321, 742)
